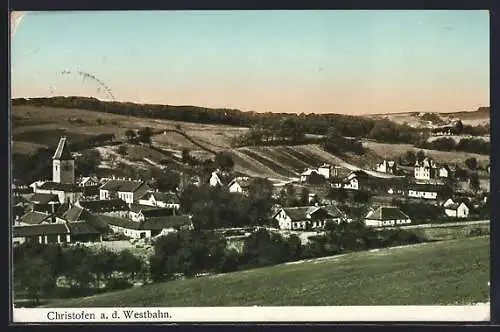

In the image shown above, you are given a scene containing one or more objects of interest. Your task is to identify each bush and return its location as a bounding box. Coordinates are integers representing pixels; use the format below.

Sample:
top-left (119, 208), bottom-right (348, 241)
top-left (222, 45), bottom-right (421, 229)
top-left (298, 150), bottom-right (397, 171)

top-left (106, 278), bottom-right (134, 291)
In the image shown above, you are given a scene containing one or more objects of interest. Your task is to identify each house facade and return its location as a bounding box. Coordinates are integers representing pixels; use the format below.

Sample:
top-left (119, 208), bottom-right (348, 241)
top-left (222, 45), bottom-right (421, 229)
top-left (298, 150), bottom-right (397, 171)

top-left (414, 158), bottom-right (438, 181)
top-left (209, 172), bottom-right (223, 187)
top-left (443, 198), bottom-right (470, 218)
top-left (274, 205), bottom-right (347, 231)
top-left (100, 179), bottom-right (150, 204)
top-left (76, 199), bottom-right (130, 218)
top-left (227, 177), bottom-right (251, 194)
top-left (364, 206), bottom-right (412, 227)
top-left (376, 160), bottom-right (396, 174)
top-left (137, 191), bottom-right (181, 210)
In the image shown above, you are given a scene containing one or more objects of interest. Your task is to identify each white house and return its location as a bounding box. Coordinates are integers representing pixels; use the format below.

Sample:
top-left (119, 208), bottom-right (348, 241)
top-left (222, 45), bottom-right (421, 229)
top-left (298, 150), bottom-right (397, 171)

top-left (227, 177), bottom-right (251, 194)
top-left (300, 169), bottom-right (318, 182)
top-left (317, 164), bottom-right (337, 179)
top-left (438, 165), bottom-right (451, 178)
top-left (376, 160), bottom-right (396, 174)
top-left (414, 157), bottom-right (438, 181)
top-left (99, 214), bottom-right (193, 239)
top-left (443, 198), bottom-right (470, 218)
top-left (77, 176), bottom-right (100, 187)
top-left (273, 205), bottom-right (347, 231)
top-left (364, 206), bottom-right (412, 227)
top-left (209, 172), bottom-right (223, 187)
top-left (137, 191), bottom-right (180, 210)
top-left (129, 204), bottom-right (176, 222)
top-left (343, 173), bottom-right (359, 190)
top-left (100, 179), bottom-right (150, 204)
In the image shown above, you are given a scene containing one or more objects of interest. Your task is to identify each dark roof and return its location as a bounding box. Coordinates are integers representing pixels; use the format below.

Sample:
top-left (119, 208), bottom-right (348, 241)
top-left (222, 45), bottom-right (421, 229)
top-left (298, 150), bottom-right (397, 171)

top-left (227, 178), bottom-right (252, 189)
top-left (19, 211), bottom-right (52, 225)
top-left (38, 182), bottom-right (82, 192)
top-left (60, 205), bottom-right (85, 222)
top-left (13, 196), bottom-right (31, 206)
top-left (365, 206), bottom-right (410, 221)
top-left (66, 221), bottom-right (102, 235)
top-left (140, 215), bottom-right (192, 230)
top-left (28, 193), bottom-right (60, 205)
top-left (79, 199), bottom-right (129, 213)
top-left (280, 207), bottom-right (315, 221)
top-left (55, 202), bottom-right (70, 216)
top-left (13, 223), bottom-right (69, 237)
top-left (98, 215), bottom-right (141, 230)
top-left (100, 179), bottom-right (146, 192)
top-left (52, 137), bottom-right (73, 160)
top-left (319, 205), bottom-right (346, 219)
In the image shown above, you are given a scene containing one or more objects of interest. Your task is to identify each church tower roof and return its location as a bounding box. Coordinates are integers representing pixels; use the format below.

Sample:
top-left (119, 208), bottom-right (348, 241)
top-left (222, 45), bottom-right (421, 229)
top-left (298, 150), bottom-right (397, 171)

top-left (52, 137), bottom-right (73, 160)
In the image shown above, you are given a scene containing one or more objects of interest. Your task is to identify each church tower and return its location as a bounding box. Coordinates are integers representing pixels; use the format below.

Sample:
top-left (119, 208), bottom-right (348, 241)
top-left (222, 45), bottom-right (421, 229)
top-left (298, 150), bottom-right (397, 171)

top-left (52, 137), bottom-right (75, 184)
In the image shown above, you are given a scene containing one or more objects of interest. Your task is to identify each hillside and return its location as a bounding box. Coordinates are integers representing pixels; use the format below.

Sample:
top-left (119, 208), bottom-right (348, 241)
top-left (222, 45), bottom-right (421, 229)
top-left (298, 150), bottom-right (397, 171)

top-left (365, 107), bottom-right (490, 128)
top-left (43, 236), bottom-right (489, 307)
top-left (12, 105), bottom-right (489, 182)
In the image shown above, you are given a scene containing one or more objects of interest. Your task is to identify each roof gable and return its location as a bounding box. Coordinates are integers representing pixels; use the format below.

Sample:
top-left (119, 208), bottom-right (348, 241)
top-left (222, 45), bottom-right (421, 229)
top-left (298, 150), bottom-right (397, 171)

top-left (101, 179), bottom-right (145, 192)
top-left (366, 206), bottom-right (410, 221)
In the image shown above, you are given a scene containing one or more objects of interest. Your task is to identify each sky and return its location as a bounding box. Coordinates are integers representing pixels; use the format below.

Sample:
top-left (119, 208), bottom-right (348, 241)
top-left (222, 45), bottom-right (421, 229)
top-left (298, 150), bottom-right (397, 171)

top-left (11, 10), bottom-right (489, 115)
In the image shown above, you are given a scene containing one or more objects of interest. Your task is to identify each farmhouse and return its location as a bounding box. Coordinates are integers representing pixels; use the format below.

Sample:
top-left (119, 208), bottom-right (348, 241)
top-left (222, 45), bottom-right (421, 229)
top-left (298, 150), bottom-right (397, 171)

top-left (77, 176), bottom-right (100, 187)
top-left (209, 171), bottom-right (223, 187)
top-left (27, 193), bottom-right (61, 214)
top-left (300, 169), bottom-right (319, 182)
top-left (76, 199), bottom-right (130, 218)
top-left (227, 177), bottom-right (252, 194)
top-left (376, 160), bottom-right (396, 174)
top-left (273, 205), bottom-right (347, 231)
top-left (13, 206), bottom-right (107, 245)
top-left (442, 198), bottom-right (471, 218)
top-left (438, 165), bottom-right (451, 178)
top-left (129, 203), bottom-right (176, 222)
top-left (138, 191), bottom-right (181, 210)
top-left (414, 157), bottom-right (438, 181)
top-left (364, 206), bottom-right (412, 227)
top-left (407, 183), bottom-right (451, 200)
top-left (100, 214), bottom-right (193, 239)
top-left (317, 164), bottom-right (338, 179)
top-left (100, 179), bottom-right (150, 204)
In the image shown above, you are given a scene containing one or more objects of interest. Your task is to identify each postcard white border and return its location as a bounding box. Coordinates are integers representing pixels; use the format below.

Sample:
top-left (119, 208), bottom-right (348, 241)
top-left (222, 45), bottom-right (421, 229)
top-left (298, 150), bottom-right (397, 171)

top-left (13, 305), bottom-right (490, 323)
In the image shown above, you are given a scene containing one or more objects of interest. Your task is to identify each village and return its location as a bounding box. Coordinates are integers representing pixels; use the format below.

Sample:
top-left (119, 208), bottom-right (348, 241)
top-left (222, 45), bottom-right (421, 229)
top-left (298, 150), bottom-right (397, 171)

top-left (12, 135), bottom-right (490, 251)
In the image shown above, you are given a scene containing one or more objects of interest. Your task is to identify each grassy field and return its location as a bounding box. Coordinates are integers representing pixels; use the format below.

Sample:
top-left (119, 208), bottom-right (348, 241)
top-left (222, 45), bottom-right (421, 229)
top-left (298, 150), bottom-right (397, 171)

top-left (43, 236), bottom-right (489, 307)
top-left (12, 105), bottom-right (246, 155)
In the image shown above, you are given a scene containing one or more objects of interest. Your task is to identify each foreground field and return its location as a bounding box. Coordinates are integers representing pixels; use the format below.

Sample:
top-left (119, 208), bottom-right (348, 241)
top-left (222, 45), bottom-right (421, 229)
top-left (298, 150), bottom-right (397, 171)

top-left (44, 236), bottom-right (489, 307)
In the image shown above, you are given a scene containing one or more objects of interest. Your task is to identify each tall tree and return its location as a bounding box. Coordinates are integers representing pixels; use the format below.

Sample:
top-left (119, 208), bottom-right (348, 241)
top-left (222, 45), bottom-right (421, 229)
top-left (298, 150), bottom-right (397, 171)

top-left (465, 157), bottom-right (478, 171)
top-left (469, 172), bottom-right (481, 193)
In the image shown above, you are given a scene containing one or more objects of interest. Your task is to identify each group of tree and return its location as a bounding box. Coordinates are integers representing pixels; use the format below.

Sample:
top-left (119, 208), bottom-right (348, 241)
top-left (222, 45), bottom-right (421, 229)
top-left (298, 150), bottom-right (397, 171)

top-left (179, 179), bottom-right (274, 230)
top-left (416, 137), bottom-right (489, 155)
top-left (320, 128), bottom-right (365, 156)
top-left (14, 243), bottom-right (143, 305)
top-left (75, 149), bottom-right (102, 176)
top-left (124, 127), bottom-right (154, 145)
top-left (148, 221), bottom-right (428, 285)
top-left (398, 150), bottom-right (427, 166)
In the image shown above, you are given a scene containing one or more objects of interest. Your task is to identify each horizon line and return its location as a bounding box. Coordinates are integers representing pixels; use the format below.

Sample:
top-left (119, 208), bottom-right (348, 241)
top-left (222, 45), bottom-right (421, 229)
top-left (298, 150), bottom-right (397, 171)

top-left (11, 95), bottom-right (490, 117)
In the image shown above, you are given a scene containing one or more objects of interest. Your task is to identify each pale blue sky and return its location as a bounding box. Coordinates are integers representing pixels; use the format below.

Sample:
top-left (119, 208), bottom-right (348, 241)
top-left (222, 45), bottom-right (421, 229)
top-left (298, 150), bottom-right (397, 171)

top-left (11, 10), bottom-right (489, 114)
